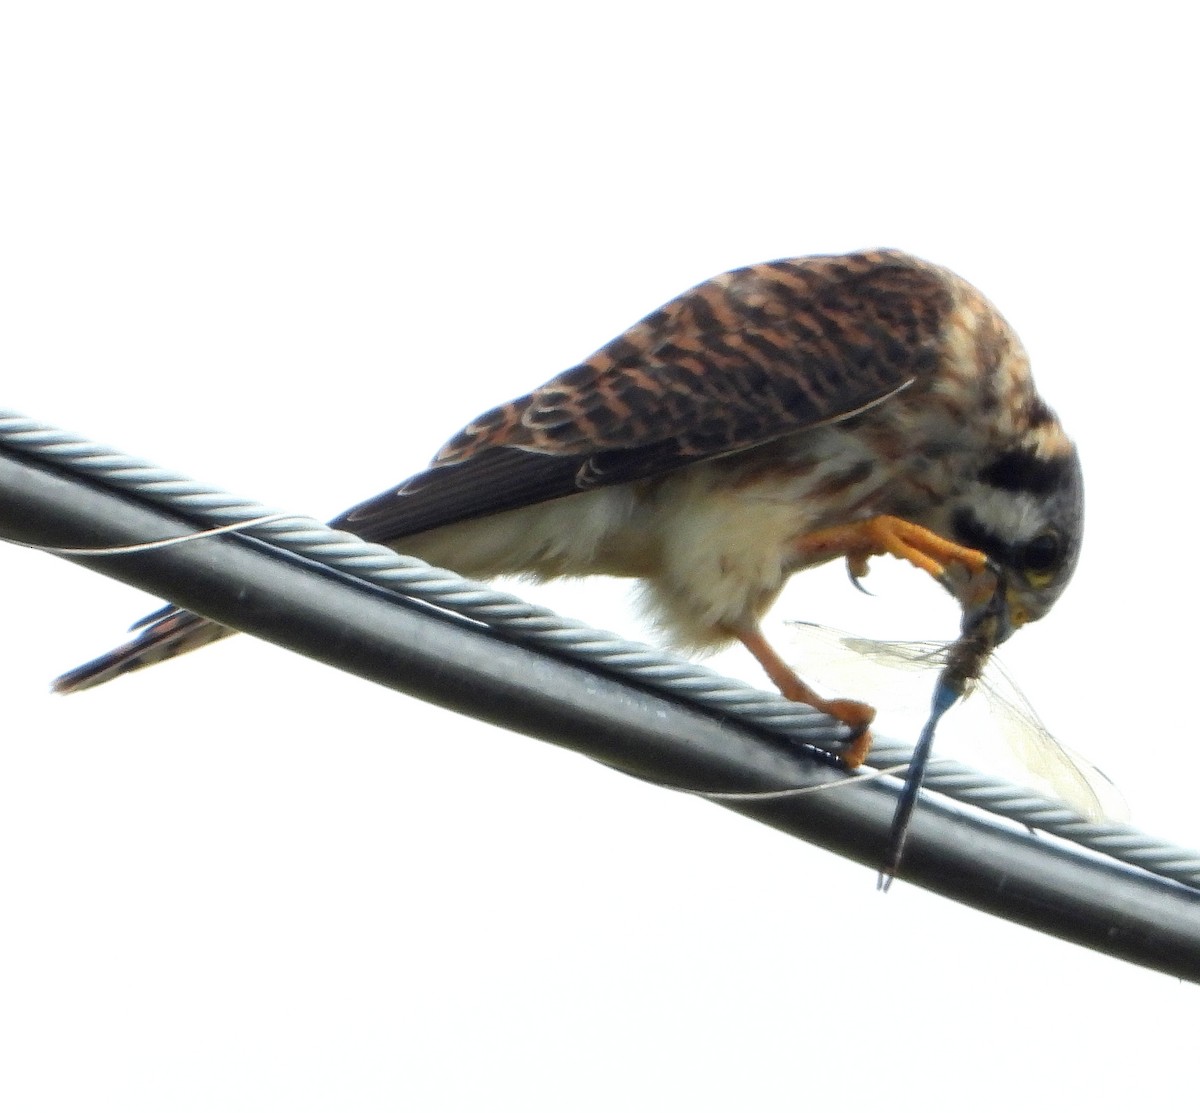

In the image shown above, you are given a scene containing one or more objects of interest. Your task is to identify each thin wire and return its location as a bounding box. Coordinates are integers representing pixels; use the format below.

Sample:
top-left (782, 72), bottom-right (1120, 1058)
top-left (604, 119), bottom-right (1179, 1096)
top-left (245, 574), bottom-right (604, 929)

top-left (690, 761), bottom-right (912, 801)
top-left (10, 514), bottom-right (292, 556)
top-left (4, 407), bottom-right (1200, 891)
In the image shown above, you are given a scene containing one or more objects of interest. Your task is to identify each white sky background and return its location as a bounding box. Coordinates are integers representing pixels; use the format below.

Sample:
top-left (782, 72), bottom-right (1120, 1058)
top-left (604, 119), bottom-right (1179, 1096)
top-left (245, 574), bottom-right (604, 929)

top-left (2, 2), bottom-right (1197, 1109)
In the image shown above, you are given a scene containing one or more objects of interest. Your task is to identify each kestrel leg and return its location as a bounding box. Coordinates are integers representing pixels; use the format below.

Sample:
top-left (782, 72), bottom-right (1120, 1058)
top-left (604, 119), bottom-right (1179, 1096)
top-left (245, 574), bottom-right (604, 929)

top-left (736, 516), bottom-right (989, 768)
top-left (731, 622), bottom-right (875, 768)
top-left (795, 515), bottom-right (989, 583)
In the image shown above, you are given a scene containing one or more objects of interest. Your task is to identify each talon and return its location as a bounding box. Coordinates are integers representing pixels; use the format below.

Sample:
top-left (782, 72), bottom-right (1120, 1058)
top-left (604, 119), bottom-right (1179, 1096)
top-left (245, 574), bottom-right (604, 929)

top-left (837, 724), bottom-right (874, 769)
top-left (848, 555), bottom-right (871, 579)
top-left (847, 555), bottom-right (874, 595)
top-left (816, 698), bottom-right (875, 768)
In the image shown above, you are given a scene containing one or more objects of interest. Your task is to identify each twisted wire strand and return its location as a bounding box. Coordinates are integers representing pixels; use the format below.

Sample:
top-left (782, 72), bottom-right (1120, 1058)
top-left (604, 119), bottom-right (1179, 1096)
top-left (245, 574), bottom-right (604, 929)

top-left (1, 413), bottom-right (837, 738)
top-left (4, 408), bottom-right (1198, 889)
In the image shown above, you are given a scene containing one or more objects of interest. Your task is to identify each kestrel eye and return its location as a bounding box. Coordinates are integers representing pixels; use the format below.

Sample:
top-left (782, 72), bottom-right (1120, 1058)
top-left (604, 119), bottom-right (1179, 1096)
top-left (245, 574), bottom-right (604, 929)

top-left (1022, 531), bottom-right (1062, 576)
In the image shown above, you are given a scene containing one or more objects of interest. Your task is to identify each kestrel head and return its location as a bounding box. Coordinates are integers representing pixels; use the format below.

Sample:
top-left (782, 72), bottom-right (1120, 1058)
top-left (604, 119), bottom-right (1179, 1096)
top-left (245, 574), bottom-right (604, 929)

top-left (948, 423), bottom-right (1084, 640)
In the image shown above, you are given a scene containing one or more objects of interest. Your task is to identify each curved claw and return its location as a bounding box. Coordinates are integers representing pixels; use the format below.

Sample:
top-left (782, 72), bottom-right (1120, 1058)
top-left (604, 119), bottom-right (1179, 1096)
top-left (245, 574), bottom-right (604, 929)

top-left (837, 723), bottom-right (874, 769)
top-left (846, 556), bottom-right (875, 596)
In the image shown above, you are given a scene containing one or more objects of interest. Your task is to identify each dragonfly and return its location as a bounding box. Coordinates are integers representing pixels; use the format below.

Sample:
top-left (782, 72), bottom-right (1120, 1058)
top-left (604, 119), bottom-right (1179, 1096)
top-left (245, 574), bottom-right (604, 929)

top-left (777, 613), bottom-right (1122, 886)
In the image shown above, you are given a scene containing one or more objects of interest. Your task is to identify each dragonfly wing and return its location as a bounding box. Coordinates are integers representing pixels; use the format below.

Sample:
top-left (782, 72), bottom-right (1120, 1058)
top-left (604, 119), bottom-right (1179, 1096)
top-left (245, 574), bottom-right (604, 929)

top-left (780, 621), bottom-right (1124, 821)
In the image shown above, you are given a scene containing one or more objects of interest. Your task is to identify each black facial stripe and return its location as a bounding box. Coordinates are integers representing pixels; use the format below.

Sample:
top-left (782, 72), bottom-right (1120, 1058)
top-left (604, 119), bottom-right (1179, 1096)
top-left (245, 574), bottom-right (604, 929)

top-left (978, 449), bottom-right (1068, 497)
top-left (952, 507), bottom-right (1014, 565)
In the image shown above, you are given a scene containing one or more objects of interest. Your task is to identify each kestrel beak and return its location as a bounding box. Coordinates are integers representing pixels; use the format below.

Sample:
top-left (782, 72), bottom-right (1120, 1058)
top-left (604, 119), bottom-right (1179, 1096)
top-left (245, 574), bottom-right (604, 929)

top-left (960, 563), bottom-right (1020, 649)
top-left (943, 560), bottom-right (1019, 649)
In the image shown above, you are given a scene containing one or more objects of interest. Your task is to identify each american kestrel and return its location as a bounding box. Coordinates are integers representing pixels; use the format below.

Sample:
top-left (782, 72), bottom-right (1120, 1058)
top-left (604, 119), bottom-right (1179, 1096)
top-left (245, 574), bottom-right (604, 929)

top-left (54, 249), bottom-right (1083, 770)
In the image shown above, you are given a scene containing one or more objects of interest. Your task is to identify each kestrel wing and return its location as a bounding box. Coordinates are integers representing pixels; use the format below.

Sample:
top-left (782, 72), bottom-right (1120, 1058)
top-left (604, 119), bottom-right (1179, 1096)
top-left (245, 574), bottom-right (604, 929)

top-left (53, 250), bottom-right (957, 694)
top-left (333, 249), bottom-right (953, 543)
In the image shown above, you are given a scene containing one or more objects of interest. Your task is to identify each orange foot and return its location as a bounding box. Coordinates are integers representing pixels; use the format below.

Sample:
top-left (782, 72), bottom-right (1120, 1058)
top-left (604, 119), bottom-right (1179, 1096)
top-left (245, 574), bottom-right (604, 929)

top-left (733, 624), bottom-right (875, 768)
top-left (795, 515), bottom-right (988, 583)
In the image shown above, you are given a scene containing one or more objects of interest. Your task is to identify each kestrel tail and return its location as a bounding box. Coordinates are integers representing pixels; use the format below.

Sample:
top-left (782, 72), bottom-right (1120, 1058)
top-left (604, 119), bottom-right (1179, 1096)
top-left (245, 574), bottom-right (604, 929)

top-left (53, 249), bottom-right (1084, 771)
